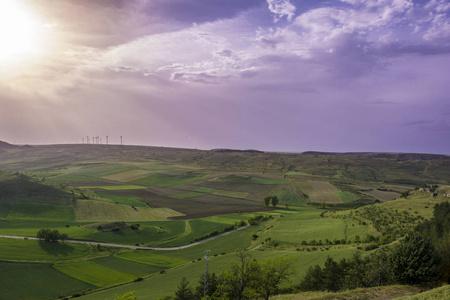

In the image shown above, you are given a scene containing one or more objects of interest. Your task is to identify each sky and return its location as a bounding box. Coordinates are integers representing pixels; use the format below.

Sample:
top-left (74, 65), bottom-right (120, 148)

top-left (0, 0), bottom-right (449, 154)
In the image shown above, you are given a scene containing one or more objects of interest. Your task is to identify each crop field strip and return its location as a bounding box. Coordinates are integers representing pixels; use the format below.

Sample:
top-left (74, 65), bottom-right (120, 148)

top-left (0, 262), bottom-right (94, 300)
top-left (92, 256), bottom-right (168, 277)
top-left (7, 203), bottom-right (75, 221)
top-left (95, 192), bottom-right (148, 207)
top-left (53, 260), bottom-right (136, 287)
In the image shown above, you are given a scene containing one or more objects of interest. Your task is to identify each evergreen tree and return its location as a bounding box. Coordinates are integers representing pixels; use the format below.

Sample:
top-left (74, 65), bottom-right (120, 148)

top-left (195, 273), bottom-right (218, 299)
top-left (174, 277), bottom-right (194, 300)
top-left (390, 232), bottom-right (442, 285)
top-left (322, 256), bottom-right (343, 291)
top-left (299, 265), bottom-right (323, 291)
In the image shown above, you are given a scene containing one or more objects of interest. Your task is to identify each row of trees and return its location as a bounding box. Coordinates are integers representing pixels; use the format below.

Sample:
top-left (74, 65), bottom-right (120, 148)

top-left (300, 232), bottom-right (442, 292)
top-left (263, 196), bottom-right (279, 207)
top-left (173, 250), bottom-right (293, 300)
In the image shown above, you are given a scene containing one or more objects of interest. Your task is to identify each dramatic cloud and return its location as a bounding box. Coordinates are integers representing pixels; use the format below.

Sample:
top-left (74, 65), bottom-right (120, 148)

top-left (267, 0), bottom-right (296, 22)
top-left (1, 0), bottom-right (450, 154)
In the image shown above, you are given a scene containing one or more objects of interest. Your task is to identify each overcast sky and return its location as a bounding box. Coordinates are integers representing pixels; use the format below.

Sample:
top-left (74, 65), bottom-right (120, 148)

top-left (0, 0), bottom-right (449, 154)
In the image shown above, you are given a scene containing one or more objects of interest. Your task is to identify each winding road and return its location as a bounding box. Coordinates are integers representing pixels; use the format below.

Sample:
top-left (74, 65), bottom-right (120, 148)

top-left (0, 225), bottom-right (249, 251)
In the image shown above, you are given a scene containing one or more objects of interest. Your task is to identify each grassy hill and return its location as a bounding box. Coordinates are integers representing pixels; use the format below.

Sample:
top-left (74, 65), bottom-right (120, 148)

top-left (0, 142), bottom-right (449, 299)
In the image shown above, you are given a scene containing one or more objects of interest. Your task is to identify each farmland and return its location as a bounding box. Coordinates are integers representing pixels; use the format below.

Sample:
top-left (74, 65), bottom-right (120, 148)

top-left (0, 143), bottom-right (449, 299)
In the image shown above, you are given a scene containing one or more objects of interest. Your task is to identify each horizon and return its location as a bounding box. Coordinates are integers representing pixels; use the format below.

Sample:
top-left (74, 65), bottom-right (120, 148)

top-left (2, 139), bottom-right (449, 156)
top-left (1, 0), bottom-right (450, 155)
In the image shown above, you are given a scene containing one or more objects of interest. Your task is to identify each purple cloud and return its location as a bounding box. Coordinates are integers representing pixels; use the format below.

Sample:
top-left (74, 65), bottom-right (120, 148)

top-left (1, 0), bottom-right (450, 154)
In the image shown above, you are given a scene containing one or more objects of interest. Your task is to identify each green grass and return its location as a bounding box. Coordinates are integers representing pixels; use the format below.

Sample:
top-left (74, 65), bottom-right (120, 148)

top-left (84, 221), bottom-right (185, 246)
top-left (156, 219), bottom-right (232, 247)
top-left (0, 219), bottom-right (92, 237)
top-left (116, 251), bottom-right (186, 268)
top-left (0, 202), bottom-right (11, 217)
top-left (132, 172), bottom-right (205, 188)
top-left (159, 224), bottom-right (260, 261)
top-left (211, 175), bottom-right (287, 185)
top-left (213, 189), bottom-right (249, 198)
top-left (265, 210), bottom-right (371, 244)
top-left (195, 187), bottom-right (216, 193)
top-left (271, 188), bottom-right (304, 206)
top-left (0, 262), bottom-right (94, 300)
top-left (47, 174), bottom-right (98, 184)
top-left (0, 238), bottom-right (93, 262)
top-left (7, 203), bottom-right (75, 221)
top-left (362, 189), bottom-right (400, 201)
top-left (96, 192), bottom-right (147, 207)
top-left (272, 285), bottom-right (423, 300)
top-left (336, 191), bottom-right (358, 203)
top-left (171, 192), bottom-right (204, 199)
top-left (54, 260), bottom-right (136, 287)
top-left (397, 285), bottom-right (450, 299)
top-left (93, 256), bottom-right (168, 277)
top-left (74, 165), bottom-right (133, 177)
top-left (78, 248), bottom-right (355, 300)
top-left (82, 185), bottom-right (147, 190)
top-left (75, 200), bottom-right (182, 222)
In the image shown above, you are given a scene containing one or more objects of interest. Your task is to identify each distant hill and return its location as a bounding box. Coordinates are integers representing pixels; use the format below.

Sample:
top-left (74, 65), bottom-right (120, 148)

top-left (302, 151), bottom-right (449, 160)
top-left (0, 140), bottom-right (16, 149)
top-left (0, 143), bottom-right (449, 185)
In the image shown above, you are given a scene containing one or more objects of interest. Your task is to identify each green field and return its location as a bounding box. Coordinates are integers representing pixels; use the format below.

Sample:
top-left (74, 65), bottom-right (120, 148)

top-left (96, 192), bottom-right (148, 207)
top-left (336, 191), bottom-right (358, 203)
top-left (271, 188), bottom-right (304, 206)
top-left (211, 174), bottom-right (287, 185)
top-left (156, 219), bottom-right (232, 247)
top-left (93, 256), bottom-right (168, 277)
top-left (0, 262), bottom-right (94, 300)
top-left (74, 200), bottom-right (182, 221)
top-left (47, 174), bottom-right (98, 184)
top-left (0, 238), bottom-right (93, 262)
top-left (171, 192), bottom-right (204, 199)
top-left (7, 203), bottom-right (75, 221)
top-left (0, 202), bottom-right (12, 217)
top-left (132, 172), bottom-right (205, 188)
top-left (83, 220), bottom-right (186, 246)
top-left (78, 248), bottom-right (355, 300)
top-left (116, 251), bottom-right (186, 268)
top-left (264, 210), bottom-right (373, 244)
top-left (74, 165), bottom-right (133, 177)
top-left (54, 260), bottom-right (136, 287)
top-left (82, 185), bottom-right (148, 190)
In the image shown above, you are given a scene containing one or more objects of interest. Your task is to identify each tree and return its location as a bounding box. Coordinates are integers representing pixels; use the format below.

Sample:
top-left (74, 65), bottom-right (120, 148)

top-left (254, 257), bottom-right (294, 300)
top-left (174, 277), bottom-right (194, 300)
top-left (299, 265), bottom-right (323, 291)
top-left (195, 273), bottom-right (218, 299)
top-left (271, 196), bottom-right (279, 207)
top-left (321, 256), bottom-right (344, 292)
top-left (36, 228), bottom-right (68, 242)
top-left (390, 232), bottom-right (442, 285)
top-left (264, 196), bottom-right (271, 207)
top-left (364, 249), bottom-right (392, 287)
top-left (217, 250), bottom-right (259, 300)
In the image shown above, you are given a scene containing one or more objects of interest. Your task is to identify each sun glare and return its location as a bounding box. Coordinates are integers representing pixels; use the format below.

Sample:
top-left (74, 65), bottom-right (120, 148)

top-left (0, 0), bottom-right (40, 61)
